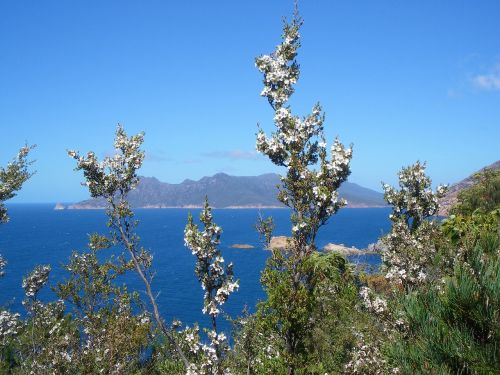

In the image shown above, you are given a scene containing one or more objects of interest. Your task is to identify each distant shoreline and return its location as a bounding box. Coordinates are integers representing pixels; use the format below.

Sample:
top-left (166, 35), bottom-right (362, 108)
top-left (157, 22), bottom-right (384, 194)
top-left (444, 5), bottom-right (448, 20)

top-left (63, 204), bottom-right (388, 210)
top-left (66, 205), bottom-right (287, 210)
top-left (6, 203), bottom-right (389, 210)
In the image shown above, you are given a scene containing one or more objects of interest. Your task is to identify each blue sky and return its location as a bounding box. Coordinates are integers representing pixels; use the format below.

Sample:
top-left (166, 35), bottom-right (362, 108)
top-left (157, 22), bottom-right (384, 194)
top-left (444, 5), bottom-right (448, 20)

top-left (1, 1), bottom-right (499, 203)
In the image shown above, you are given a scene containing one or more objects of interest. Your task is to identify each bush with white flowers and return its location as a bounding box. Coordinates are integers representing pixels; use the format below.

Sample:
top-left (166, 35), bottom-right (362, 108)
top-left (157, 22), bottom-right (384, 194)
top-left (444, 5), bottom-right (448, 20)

top-left (69, 125), bottom-right (190, 369)
top-left (255, 15), bottom-right (352, 249)
top-left (251, 10), bottom-right (356, 374)
top-left (184, 199), bottom-right (239, 374)
top-left (381, 161), bottom-right (447, 288)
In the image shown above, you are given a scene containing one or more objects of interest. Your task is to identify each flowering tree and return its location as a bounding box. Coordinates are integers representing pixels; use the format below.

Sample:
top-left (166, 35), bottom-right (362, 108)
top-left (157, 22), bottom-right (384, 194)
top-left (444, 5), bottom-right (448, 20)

top-left (344, 162), bottom-right (448, 374)
top-left (254, 11), bottom-right (353, 374)
top-left (255, 15), bottom-right (352, 250)
top-left (54, 233), bottom-right (152, 373)
top-left (382, 161), bottom-right (447, 288)
top-left (1, 145), bottom-right (34, 365)
top-left (383, 161), bottom-right (447, 232)
top-left (0, 145), bottom-right (34, 224)
top-left (0, 145), bottom-right (34, 278)
top-left (183, 199), bottom-right (239, 374)
top-left (17, 265), bottom-right (73, 373)
top-left (387, 173), bottom-right (500, 373)
top-left (68, 125), bottom-right (189, 369)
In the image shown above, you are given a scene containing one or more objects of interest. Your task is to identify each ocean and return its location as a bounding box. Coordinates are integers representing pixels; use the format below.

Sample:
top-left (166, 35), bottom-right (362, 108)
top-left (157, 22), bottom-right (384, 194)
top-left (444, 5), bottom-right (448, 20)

top-left (0, 204), bottom-right (391, 331)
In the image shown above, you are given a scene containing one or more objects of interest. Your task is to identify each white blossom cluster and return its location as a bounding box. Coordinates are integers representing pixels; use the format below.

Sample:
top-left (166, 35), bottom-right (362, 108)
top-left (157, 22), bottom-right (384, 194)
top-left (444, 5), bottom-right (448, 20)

top-left (17, 270), bottom-right (71, 371)
top-left (25, 331), bottom-right (75, 373)
top-left (24, 299), bottom-right (65, 324)
top-left (22, 264), bottom-right (51, 298)
top-left (231, 315), bottom-right (282, 371)
top-left (382, 162), bottom-right (447, 288)
top-left (68, 125), bottom-right (145, 199)
top-left (39, 311), bottom-right (145, 374)
top-left (16, 299), bottom-right (69, 373)
top-left (183, 325), bottom-right (231, 375)
top-left (256, 105), bottom-right (325, 167)
top-left (66, 251), bottom-right (92, 273)
top-left (311, 138), bottom-right (353, 217)
top-left (0, 310), bottom-right (20, 341)
top-left (345, 332), bottom-right (396, 375)
top-left (184, 325), bottom-right (201, 354)
top-left (359, 287), bottom-right (387, 315)
top-left (79, 308), bottom-right (150, 372)
top-left (0, 145), bottom-right (33, 224)
top-left (184, 201), bottom-right (237, 374)
top-left (184, 201), bottom-right (239, 319)
top-left (383, 161), bottom-right (447, 231)
top-left (255, 15), bottom-right (352, 245)
top-left (382, 219), bottom-right (437, 287)
top-left (255, 16), bottom-right (301, 109)
top-left (358, 286), bottom-right (408, 335)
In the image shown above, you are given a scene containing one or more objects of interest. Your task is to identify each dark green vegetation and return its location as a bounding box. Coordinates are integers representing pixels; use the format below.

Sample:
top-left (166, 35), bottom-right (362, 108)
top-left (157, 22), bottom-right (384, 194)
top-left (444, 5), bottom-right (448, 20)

top-left (449, 169), bottom-right (500, 217)
top-left (389, 232), bottom-right (499, 374)
top-left (388, 171), bottom-right (500, 374)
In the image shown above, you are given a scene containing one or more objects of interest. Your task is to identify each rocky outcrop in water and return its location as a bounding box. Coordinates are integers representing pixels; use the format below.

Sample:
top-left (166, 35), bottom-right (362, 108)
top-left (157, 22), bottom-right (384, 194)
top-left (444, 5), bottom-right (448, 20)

top-left (267, 236), bottom-right (378, 255)
top-left (230, 244), bottom-right (255, 249)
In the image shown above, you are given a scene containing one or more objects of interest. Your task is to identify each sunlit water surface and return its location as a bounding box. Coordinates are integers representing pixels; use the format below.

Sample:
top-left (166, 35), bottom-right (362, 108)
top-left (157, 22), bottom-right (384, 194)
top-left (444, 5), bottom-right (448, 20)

top-left (0, 205), bottom-right (390, 331)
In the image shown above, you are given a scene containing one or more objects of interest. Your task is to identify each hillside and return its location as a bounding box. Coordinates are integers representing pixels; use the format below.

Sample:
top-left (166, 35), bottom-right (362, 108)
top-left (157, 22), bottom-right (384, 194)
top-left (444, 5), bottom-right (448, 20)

top-left (68, 173), bottom-right (386, 209)
top-left (438, 160), bottom-right (500, 216)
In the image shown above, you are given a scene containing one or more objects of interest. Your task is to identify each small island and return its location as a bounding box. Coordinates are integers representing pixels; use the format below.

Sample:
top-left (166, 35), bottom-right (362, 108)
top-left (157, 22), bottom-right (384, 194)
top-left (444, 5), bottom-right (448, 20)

top-left (230, 244), bottom-right (255, 249)
top-left (53, 202), bottom-right (66, 210)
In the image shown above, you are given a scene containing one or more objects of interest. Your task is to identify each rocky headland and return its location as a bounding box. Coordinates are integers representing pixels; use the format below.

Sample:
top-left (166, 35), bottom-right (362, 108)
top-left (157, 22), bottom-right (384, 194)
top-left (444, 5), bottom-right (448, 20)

top-left (438, 160), bottom-right (499, 216)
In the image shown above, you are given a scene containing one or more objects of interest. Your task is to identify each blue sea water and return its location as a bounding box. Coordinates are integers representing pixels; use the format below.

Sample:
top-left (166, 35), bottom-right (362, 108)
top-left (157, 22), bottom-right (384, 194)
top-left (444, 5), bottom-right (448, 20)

top-left (0, 204), bottom-right (390, 332)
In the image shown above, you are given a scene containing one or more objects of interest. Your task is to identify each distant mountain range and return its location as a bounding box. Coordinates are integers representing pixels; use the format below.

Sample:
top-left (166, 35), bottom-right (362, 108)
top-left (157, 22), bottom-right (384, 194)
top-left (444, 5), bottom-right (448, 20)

top-left (67, 173), bottom-right (387, 209)
top-left (438, 160), bottom-right (500, 216)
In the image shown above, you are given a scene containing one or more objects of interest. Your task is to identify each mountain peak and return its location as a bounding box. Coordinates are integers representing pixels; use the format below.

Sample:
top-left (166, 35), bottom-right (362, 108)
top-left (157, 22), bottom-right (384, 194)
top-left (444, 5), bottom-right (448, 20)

top-left (213, 172), bottom-right (230, 178)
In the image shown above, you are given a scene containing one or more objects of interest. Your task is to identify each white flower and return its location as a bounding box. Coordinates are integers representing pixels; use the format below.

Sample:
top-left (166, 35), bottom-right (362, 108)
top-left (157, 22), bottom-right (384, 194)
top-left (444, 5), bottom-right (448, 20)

top-left (22, 265), bottom-right (51, 298)
top-left (0, 310), bottom-right (20, 339)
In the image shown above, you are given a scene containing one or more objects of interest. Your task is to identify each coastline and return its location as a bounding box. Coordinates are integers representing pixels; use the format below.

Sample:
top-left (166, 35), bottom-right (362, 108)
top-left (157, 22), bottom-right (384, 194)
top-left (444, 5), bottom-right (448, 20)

top-left (65, 205), bottom-right (289, 210)
top-left (64, 204), bottom-right (388, 210)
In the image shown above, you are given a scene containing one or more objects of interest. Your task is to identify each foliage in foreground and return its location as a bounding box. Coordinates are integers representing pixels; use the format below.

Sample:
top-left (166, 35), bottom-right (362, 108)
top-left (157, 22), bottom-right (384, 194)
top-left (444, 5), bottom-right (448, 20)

top-left (1, 9), bottom-right (499, 375)
top-left (381, 169), bottom-right (500, 374)
top-left (0, 145), bottom-right (34, 224)
top-left (389, 231), bottom-right (499, 374)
